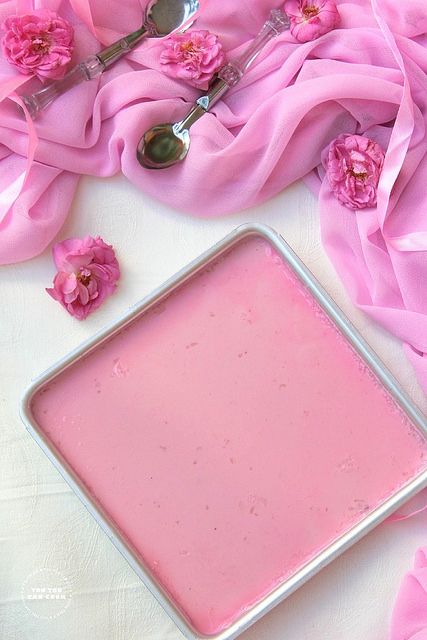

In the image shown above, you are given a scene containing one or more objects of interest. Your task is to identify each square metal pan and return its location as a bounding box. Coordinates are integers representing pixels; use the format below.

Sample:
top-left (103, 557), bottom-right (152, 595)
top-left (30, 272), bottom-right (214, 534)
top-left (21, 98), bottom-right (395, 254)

top-left (20, 223), bottom-right (427, 640)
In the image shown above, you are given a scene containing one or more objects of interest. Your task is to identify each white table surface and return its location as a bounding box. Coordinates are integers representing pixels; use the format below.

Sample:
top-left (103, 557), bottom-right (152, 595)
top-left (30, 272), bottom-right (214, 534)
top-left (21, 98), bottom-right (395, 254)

top-left (1, 175), bottom-right (427, 640)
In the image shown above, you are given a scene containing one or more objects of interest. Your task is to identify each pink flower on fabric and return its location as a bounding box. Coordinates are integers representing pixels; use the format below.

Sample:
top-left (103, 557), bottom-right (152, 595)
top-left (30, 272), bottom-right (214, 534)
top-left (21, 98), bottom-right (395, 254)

top-left (1, 9), bottom-right (74, 80)
top-left (323, 134), bottom-right (385, 210)
top-left (160, 30), bottom-right (225, 89)
top-left (46, 236), bottom-right (120, 320)
top-left (283, 0), bottom-right (340, 43)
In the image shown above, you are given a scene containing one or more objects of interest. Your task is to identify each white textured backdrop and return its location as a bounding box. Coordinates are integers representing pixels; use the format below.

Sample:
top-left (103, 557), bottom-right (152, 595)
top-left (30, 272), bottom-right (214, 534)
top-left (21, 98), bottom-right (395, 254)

top-left (1, 176), bottom-right (426, 640)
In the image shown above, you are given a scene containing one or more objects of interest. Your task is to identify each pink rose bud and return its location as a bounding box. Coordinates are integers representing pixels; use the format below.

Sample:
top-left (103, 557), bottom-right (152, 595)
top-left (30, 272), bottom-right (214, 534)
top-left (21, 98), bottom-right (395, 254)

top-left (46, 236), bottom-right (120, 320)
top-left (323, 133), bottom-right (385, 210)
top-left (160, 29), bottom-right (225, 89)
top-left (283, 0), bottom-right (340, 43)
top-left (1, 9), bottom-right (74, 80)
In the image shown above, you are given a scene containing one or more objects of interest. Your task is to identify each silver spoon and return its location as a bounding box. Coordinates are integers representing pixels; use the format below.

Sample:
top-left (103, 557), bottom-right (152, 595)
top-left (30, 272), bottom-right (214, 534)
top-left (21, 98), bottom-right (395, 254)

top-left (137, 8), bottom-right (289, 170)
top-left (20, 0), bottom-right (200, 119)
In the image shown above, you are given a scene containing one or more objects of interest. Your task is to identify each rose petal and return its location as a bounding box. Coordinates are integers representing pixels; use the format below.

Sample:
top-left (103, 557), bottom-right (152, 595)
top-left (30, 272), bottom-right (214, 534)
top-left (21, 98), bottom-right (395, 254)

top-left (160, 29), bottom-right (225, 89)
top-left (322, 133), bottom-right (385, 211)
top-left (1, 9), bottom-right (74, 80)
top-left (46, 236), bottom-right (120, 319)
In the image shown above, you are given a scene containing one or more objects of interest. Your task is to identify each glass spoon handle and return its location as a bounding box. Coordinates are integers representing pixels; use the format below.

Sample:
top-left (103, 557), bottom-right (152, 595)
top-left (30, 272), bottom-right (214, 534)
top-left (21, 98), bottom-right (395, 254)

top-left (96, 26), bottom-right (147, 67)
top-left (178, 8), bottom-right (289, 132)
top-left (20, 26), bottom-right (148, 120)
top-left (219, 8), bottom-right (290, 87)
top-left (21, 55), bottom-right (105, 119)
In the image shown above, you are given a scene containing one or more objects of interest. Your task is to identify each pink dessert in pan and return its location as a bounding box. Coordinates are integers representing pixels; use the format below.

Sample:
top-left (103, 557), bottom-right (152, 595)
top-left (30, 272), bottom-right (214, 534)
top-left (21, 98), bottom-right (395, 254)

top-left (29, 233), bottom-right (427, 637)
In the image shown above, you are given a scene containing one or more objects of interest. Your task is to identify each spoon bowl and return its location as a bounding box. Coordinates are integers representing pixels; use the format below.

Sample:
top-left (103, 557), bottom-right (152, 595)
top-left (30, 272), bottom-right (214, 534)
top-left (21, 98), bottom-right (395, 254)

top-left (147, 0), bottom-right (200, 36)
top-left (137, 123), bottom-right (190, 169)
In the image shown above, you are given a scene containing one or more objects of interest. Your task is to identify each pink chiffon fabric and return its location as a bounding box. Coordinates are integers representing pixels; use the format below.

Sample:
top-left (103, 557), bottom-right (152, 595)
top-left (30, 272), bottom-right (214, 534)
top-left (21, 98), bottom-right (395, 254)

top-left (391, 547), bottom-right (427, 640)
top-left (2, 0), bottom-right (427, 397)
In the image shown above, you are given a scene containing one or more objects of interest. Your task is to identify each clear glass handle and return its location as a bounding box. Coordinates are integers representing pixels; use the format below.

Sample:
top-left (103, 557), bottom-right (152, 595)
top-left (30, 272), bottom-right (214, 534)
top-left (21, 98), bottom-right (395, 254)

top-left (20, 26), bottom-right (147, 119)
top-left (21, 55), bottom-right (105, 119)
top-left (176, 9), bottom-right (289, 135)
top-left (218, 9), bottom-right (290, 87)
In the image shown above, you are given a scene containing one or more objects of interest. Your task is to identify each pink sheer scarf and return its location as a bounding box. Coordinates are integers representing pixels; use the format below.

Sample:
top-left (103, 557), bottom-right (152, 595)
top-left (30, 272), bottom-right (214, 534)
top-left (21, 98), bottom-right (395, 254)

top-left (391, 546), bottom-right (427, 640)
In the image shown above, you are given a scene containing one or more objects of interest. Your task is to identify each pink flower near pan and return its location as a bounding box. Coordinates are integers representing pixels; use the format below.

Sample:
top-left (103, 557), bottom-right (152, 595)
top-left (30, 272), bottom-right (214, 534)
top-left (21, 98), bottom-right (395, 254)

top-left (1, 9), bottom-right (74, 80)
top-left (323, 133), bottom-right (385, 210)
top-left (46, 236), bottom-right (120, 320)
top-left (160, 30), bottom-right (225, 89)
top-left (283, 0), bottom-right (340, 43)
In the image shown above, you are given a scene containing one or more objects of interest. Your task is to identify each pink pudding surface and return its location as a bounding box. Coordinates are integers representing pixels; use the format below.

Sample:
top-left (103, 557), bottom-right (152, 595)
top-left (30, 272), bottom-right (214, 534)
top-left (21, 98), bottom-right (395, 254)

top-left (31, 236), bottom-right (427, 636)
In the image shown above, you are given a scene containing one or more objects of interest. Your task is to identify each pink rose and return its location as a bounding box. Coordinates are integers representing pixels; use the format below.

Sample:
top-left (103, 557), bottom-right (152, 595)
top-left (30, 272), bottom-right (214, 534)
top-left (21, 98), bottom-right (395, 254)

top-left (283, 0), bottom-right (340, 43)
top-left (160, 29), bottom-right (225, 89)
top-left (323, 134), bottom-right (385, 210)
top-left (1, 9), bottom-right (74, 80)
top-left (46, 236), bottom-right (120, 320)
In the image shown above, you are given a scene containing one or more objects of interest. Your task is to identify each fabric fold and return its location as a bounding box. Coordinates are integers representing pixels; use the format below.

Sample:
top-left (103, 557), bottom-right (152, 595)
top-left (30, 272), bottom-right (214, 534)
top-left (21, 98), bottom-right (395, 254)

top-left (391, 548), bottom-right (427, 640)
